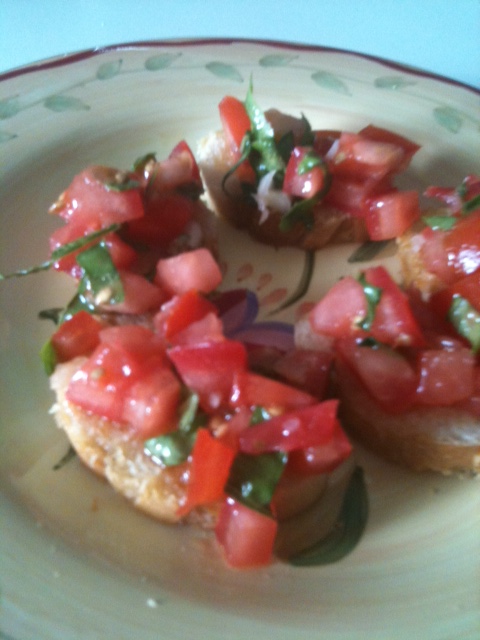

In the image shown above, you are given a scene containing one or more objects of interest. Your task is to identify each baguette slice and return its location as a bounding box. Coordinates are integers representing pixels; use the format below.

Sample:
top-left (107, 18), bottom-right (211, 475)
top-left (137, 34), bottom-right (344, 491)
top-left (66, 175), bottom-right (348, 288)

top-left (197, 129), bottom-right (368, 250)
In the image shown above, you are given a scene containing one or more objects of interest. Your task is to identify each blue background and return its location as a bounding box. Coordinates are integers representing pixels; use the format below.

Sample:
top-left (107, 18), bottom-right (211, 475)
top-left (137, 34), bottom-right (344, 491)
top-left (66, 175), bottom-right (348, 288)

top-left (1, 0), bottom-right (479, 87)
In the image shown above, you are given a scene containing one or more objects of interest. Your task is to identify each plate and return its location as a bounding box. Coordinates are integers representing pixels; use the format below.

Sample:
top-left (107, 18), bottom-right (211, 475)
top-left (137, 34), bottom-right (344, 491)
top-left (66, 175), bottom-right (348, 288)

top-left (1, 39), bottom-right (479, 640)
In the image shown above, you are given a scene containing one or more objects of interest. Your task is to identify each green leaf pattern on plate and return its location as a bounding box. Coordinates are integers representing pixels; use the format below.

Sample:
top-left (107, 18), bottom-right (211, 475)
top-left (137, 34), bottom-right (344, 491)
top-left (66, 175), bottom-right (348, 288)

top-left (311, 70), bottom-right (351, 95)
top-left (96, 59), bottom-right (123, 80)
top-left (0, 96), bottom-right (21, 119)
top-left (144, 52), bottom-right (182, 71)
top-left (259, 54), bottom-right (298, 67)
top-left (374, 75), bottom-right (416, 90)
top-left (205, 61), bottom-right (243, 83)
top-left (43, 95), bottom-right (91, 112)
top-left (433, 105), bottom-right (463, 133)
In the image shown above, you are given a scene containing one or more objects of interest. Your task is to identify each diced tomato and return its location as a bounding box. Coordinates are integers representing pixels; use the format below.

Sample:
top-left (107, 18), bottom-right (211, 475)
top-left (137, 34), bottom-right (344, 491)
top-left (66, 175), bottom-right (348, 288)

top-left (365, 266), bottom-right (426, 348)
top-left (170, 312), bottom-right (225, 347)
top-left (99, 324), bottom-right (166, 363)
top-left (230, 371), bottom-right (316, 412)
top-left (283, 146), bottom-right (328, 199)
top-left (122, 366), bottom-right (181, 437)
top-left (416, 348), bottom-right (475, 406)
top-left (336, 337), bottom-right (418, 413)
top-left (124, 192), bottom-right (195, 249)
top-left (312, 129), bottom-right (342, 157)
top-left (155, 248), bottom-right (223, 296)
top-left (286, 419), bottom-right (353, 475)
top-left (146, 140), bottom-right (202, 195)
top-left (421, 211), bottom-right (480, 285)
top-left (323, 174), bottom-right (390, 217)
top-left (177, 428), bottom-right (236, 517)
top-left (218, 96), bottom-right (256, 184)
top-left (153, 289), bottom-right (218, 341)
top-left (365, 190), bottom-right (420, 240)
top-left (309, 276), bottom-right (368, 339)
top-left (106, 271), bottom-right (165, 315)
top-left (58, 166), bottom-right (144, 226)
top-left (271, 348), bottom-right (334, 399)
top-left (215, 497), bottom-right (277, 568)
top-left (168, 340), bottom-right (248, 412)
top-left (238, 399), bottom-right (339, 454)
top-left (359, 125), bottom-right (420, 171)
top-left (51, 311), bottom-right (102, 362)
top-left (327, 132), bottom-right (406, 181)
top-left (430, 271), bottom-right (480, 317)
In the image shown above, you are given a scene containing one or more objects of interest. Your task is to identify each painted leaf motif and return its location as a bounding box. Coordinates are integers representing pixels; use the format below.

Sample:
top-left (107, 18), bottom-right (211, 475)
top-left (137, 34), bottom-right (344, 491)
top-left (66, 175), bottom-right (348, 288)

top-left (259, 54), bottom-right (298, 67)
top-left (433, 106), bottom-right (463, 133)
top-left (348, 240), bottom-right (391, 263)
top-left (0, 130), bottom-right (17, 143)
top-left (205, 61), bottom-right (243, 83)
top-left (374, 75), bottom-right (416, 90)
top-left (144, 52), bottom-right (181, 71)
top-left (311, 71), bottom-right (350, 95)
top-left (96, 59), bottom-right (123, 80)
top-left (44, 95), bottom-right (90, 112)
top-left (0, 96), bottom-right (21, 120)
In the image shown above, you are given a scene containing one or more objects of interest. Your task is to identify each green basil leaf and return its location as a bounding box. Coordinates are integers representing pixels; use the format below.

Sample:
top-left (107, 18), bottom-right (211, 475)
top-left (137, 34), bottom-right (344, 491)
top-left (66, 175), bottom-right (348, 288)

top-left (225, 451), bottom-right (287, 515)
top-left (178, 392), bottom-right (208, 433)
top-left (422, 215), bottom-right (457, 231)
top-left (133, 152), bottom-right (157, 174)
top-left (348, 240), bottom-right (391, 263)
top-left (289, 466), bottom-right (368, 566)
top-left (51, 223), bottom-right (121, 261)
top-left (448, 295), bottom-right (480, 353)
top-left (40, 338), bottom-right (57, 375)
top-left (76, 241), bottom-right (124, 305)
top-left (250, 406), bottom-right (272, 425)
top-left (279, 197), bottom-right (316, 232)
top-left (462, 193), bottom-right (480, 216)
top-left (104, 178), bottom-right (141, 192)
top-left (144, 431), bottom-right (196, 467)
top-left (297, 151), bottom-right (324, 175)
top-left (356, 273), bottom-right (382, 331)
top-left (268, 250), bottom-right (316, 316)
top-left (52, 445), bottom-right (77, 470)
top-left (38, 307), bottom-right (63, 324)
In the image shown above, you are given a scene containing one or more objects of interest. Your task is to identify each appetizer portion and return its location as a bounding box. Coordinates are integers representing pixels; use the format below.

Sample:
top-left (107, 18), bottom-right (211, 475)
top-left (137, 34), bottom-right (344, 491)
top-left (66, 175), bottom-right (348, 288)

top-left (197, 84), bottom-right (421, 249)
top-left (299, 177), bottom-right (480, 475)
top-left (6, 142), bottom-right (363, 570)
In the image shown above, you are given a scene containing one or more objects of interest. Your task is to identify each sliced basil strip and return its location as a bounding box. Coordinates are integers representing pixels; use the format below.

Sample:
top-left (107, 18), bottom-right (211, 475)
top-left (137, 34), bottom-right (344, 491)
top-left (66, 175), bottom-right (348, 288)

top-left (348, 240), bottom-right (391, 263)
top-left (225, 451), bottom-right (288, 516)
top-left (279, 197), bottom-right (316, 232)
top-left (40, 338), bottom-right (57, 375)
top-left (462, 193), bottom-right (480, 215)
top-left (76, 241), bottom-right (124, 305)
top-left (356, 273), bottom-right (383, 331)
top-left (448, 295), bottom-right (480, 353)
top-left (422, 215), bottom-right (457, 231)
top-left (289, 466), bottom-right (368, 566)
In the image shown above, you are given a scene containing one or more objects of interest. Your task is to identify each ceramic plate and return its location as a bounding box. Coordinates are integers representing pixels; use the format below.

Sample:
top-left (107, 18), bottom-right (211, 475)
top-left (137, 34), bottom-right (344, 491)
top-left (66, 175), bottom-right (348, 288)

top-left (1, 40), bottom-right (479, 640)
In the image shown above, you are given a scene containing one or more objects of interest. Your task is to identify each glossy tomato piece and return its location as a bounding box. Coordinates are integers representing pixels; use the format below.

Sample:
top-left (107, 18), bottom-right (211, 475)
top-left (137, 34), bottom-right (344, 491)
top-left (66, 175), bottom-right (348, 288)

top-left (106, 271), bottom-right (165, 315)
top-left (309, 276), bottom-right (368, 339)
top-left (283, 146), bottom-right (328, 199)
top-left (146, 140), bottom-right (202, 195)
top-left (358, 125), bottom-right (420, 171)
top-left (323, 174), bottom-right (390, 217)
top-left (238, 399), bottom-right (340, 454)
top-left (58, 166), bottom-right (144, 226)
top-left (230, 371), bottom-right (316, 412)
top-left (155, 248), bottom-right (223, 296)
top-left (51, 310), bottom-right (102, 362)
top-left (286, 419), bottom-right (353, 475)
top-left (336, 337), bottom-right (418, 413)
top-left (177, 428), bottom-right (236, 517)
top-left (218, 95), bottom-right (256, 184)
top-left (271, 348), bottom-right (334, 399)
top-left (215, 497), bottom-right (277, 568)
top-left (168, 340), bottom-right (248, 412)
top-left (430, 271), bottom-right (480, 317)
top-left (365, 190), bottom-right (420, 240)
top-left (169, 313), bottom-right (224, 347)
top-left (154, 289), bottom-right (218, 342)
top-left (124, 192), bottom-right (195, 249)
top-left (416, 348), bottom-right (475, 406)
top-left (99, 325), bottom-right (167, 367)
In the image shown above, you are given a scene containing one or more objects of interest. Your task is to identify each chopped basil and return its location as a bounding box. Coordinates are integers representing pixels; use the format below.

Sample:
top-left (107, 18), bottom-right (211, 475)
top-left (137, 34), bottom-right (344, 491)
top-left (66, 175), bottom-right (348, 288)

top-left (225, 451), bottom-right (288, 516)
top-left (76, 241), bottom-right (124, 306)
top-left (250, 405), bottom-right (272, 424)
top-left (40, 338), bottom-right (57, 375)
top-left (297, 150), bottom-right (324, 175)
top-left (462, 193), bottom-right (480, 215)
top-left (133, 151), bottom-right (157, 174)
top-left (289, 466), bottom-right (368, 566)
top-left (52, 445), bottom-right (77, 471)
top-left (104, 178), bottom-right (141, 192)
top-left (348, 240), bottom-right (391, 263)
top-left (279, 197), bottom-right (316, 232)
top-left (448, 295), bottom-right (480, 353)
top-left (144, 392), bottom-right (207, 467)
top-left (422, 215), bottom-right (457, 231)
top-left (356, 273), bottom-right (383, 331)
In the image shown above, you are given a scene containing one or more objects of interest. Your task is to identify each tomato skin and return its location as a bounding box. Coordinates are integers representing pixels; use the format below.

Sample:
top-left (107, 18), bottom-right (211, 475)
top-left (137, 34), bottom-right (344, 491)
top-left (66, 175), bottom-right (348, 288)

top-left (239, 400), bottom-right (340, 454)
top-left (365, 190), bottom-right (420, 241)
top-left (153, 289), bottom-right (218, 342)
top-left (155, 248), bottom-right (223, 296)
top-left (271, 348), bottom-right (334, 399)
top-left (168, 340), bottom-right (248, 412)
top-left (106, 271), bottom-right (165, 315)
top-left (323, 174), bottom-right (390, 217)
top-left (218, 96), bottom-right (256, 184)
top-left (416, 348), bottom-right (475, 406)
top-left (309, 276), bottom-right (367, 339)
top-left (282, 146), bottom-right (328, 199)
top-left (51, 311), bottom-right (102, 362)
top-left (230, 371), bottom-right (316, 412)
top-left (336, 337), bottom-right (418, 413)
top-left (359, 125), bottom-right (420, 171)
top-left (147, 140), bottom-right (202, 194)
top-left (177, 428), bottom-right (236, 517)
top-left (286, 419), bottom-right (353, 475)
top-left (430, 271), bottom-right (480, 317)
top-left (59, 166), bottom-right (144, 227)
top-left (124, 192), bottom-right (195, 249)
top-left (169, 312), bottom-right (224, 347)
top-left (215, 497), bottom-right (277, 568)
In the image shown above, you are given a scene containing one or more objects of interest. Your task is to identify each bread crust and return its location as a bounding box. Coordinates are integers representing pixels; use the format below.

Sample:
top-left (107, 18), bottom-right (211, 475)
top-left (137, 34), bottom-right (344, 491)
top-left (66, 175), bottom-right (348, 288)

top-left (334, 359), bottom-right (480, 475)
